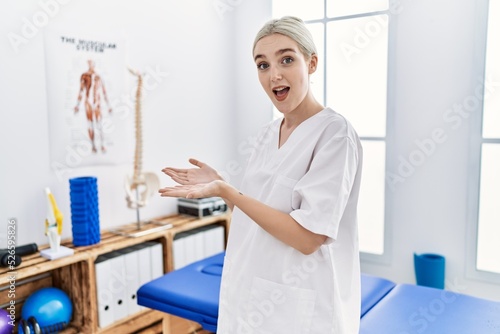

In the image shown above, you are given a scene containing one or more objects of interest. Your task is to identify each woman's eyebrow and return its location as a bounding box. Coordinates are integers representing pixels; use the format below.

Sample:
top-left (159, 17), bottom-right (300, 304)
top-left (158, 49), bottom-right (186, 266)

top-left (254, 48), bottom-right (297, 62)
top-left (276, 48), bottom-right (296, 56)
top-left (254, 54), bottom-right (265, 62)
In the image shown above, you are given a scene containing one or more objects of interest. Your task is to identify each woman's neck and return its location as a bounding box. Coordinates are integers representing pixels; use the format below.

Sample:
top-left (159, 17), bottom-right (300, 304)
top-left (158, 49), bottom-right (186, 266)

top-left (282, 94), bottom-right (324, 130)
top-left (278, 94), bottom-right (324, 148)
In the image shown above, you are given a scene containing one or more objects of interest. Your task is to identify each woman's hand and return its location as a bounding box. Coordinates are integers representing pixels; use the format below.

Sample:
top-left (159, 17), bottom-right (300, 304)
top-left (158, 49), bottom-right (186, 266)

top-left (162, 158), bottom-right (222, 185)
top-left (159, 180), bottom-right (225, 199)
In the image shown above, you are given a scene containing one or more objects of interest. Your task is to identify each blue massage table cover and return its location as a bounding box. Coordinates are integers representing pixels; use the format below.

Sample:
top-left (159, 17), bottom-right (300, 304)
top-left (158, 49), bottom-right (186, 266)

top-left (360, 273), bottom-right (396, 317)
top-left (137, 252), bottom-right (225, 332)
top-left (360, 283), bottom-right (500, 334)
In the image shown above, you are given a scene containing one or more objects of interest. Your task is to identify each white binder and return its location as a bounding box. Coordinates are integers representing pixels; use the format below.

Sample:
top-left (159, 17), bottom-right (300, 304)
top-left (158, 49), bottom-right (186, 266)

top-left (173, 234), bottom-right (187, 270)
top-left (174, 225), bottom-right (225, 268)
top-left (181, 231), bottom-right (198, 266)
top-left (148, 242), bottom-right (164, 279)
top-left (95, 254), bottom-right (114, 328)
top-left (119, 247), bottom-right (141, 316)
top-left (193, 231), bottom-right (205, 262)
top-left (131, 243), bottom-right (152, 311)
top-left (107, 251), bottom-right (129, 321)
top-left (204, 225), bottom-right (225, 257)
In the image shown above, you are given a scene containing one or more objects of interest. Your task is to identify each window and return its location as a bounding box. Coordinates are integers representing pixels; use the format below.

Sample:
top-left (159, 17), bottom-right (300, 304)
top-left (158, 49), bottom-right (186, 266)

top-left (273, 0), bottom-right (391, 256)
top-left (475, 0), bottom-right (500, 276)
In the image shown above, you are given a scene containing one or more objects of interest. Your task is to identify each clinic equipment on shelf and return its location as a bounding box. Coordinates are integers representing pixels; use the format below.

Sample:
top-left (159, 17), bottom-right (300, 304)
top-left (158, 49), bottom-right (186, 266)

top-left (18, 287), bottom-right (73, 334)
top-left (116, 67), bottom-right (168, 238)
top-left (40, 188), bottom-right (74, 260)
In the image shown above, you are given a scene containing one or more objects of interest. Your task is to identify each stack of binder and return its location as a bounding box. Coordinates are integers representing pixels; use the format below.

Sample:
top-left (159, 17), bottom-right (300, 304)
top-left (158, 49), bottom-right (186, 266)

top-left (173, 224), bottom-right (225, 270)
top-left (95, 241), bottom-right (163, 328)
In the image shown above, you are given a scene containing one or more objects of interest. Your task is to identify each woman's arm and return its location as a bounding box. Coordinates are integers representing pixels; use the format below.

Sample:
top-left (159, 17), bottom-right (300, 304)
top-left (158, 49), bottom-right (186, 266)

top-left (159, 180), bottom-right (327, 255)
top-left (221, 182), bottom-right (327, 255)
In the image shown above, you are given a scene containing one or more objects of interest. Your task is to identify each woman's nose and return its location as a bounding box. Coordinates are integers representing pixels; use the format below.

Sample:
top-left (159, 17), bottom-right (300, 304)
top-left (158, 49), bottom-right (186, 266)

top-left (270, 66), bottom-right (282, 81)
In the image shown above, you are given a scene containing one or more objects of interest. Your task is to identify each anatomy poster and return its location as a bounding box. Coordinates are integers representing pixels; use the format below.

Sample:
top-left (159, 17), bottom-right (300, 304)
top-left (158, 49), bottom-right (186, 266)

top-left (44, 29), bottom-right (132, 170)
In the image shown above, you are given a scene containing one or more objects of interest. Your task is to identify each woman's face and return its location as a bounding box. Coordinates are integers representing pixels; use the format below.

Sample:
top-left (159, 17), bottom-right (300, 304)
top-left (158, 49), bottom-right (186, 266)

top-left (253, 33), bottom-right (317, 115)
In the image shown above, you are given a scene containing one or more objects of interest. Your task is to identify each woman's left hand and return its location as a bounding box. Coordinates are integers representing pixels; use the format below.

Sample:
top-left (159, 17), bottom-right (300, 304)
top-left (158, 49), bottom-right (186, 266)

top-left (159, 180), bottom-right (224, 199)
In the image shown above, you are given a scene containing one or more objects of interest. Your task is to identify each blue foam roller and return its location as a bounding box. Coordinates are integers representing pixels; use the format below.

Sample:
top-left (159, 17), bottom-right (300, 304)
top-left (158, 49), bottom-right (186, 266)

top-left (69, 176), bottom-right (100, 246)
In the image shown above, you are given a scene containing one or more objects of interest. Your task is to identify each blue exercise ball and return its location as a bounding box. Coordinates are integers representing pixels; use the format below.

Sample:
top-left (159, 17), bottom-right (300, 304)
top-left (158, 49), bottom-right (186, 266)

top-left (21, 287), bottom-right (72, 332)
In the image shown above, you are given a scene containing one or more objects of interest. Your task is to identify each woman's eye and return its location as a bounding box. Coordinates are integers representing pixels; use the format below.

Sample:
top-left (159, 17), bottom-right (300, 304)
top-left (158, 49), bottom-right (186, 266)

top-left (257, 63), bottom-right (269, 70)
top-left (282, 57), bottom-right (293, 65)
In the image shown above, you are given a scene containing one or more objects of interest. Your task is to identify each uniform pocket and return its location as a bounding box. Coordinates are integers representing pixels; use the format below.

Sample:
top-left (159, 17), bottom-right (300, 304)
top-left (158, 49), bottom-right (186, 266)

top-left (274, 174), bottom-right (298, 188)
top-left (239, 277), bottom-right (316, 334)
top-left (268, 175), bottom-right (299, 212)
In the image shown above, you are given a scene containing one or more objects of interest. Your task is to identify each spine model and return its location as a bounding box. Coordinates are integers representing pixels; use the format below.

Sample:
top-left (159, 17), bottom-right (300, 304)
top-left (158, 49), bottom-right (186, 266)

top-left (125, 68), bottom-right (159, 210)
top-left (131, 68), bottom-right (143, 185)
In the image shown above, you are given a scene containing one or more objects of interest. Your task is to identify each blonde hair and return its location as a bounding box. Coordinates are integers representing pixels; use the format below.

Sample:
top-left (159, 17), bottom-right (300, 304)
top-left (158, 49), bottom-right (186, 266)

top-left (253, 16), bottom-right (317, 58)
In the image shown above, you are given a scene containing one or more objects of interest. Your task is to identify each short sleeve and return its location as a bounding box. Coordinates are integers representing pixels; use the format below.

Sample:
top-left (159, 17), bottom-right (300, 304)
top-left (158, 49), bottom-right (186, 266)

top-left (289, 136), bottom-right (359, 243)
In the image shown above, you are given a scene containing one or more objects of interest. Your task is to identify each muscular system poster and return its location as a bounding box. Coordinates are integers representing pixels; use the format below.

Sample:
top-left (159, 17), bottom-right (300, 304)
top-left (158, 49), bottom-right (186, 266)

top-left (44, 29), bottom-right (132, 172)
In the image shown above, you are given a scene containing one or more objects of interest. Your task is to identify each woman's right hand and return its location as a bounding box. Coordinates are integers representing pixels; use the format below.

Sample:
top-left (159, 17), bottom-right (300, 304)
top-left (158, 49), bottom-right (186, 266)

top-left (162, 158), bottom-right (223, 185)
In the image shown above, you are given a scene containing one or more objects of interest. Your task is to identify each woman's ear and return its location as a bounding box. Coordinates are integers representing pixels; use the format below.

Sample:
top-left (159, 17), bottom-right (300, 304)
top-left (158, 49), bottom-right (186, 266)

top-left (308, 54), bottom-right (318, 74)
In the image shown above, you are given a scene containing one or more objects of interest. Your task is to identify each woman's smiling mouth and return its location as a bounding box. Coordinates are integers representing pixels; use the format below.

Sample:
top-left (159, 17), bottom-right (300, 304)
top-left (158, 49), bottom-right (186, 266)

top-left (273, 86), bottom-right (290, 101)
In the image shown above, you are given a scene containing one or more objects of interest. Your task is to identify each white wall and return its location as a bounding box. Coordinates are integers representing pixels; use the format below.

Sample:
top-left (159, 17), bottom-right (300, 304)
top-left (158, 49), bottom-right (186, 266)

top-left (0, 0), bottom-right (238, 245)
top-left (229, 0), bottom-right (274, 186)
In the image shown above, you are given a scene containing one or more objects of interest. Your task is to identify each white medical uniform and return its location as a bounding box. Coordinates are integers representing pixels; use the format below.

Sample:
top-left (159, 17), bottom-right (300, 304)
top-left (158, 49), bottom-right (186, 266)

top-left (217, 108), bottom-right (362, 334)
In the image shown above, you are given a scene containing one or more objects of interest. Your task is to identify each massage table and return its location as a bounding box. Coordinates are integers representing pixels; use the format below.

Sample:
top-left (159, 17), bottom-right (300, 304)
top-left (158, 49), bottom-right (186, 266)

top-left (360, 283), bottom-right (500, 333)
top-left (360, 273), bottom-right (396, 317)
top-left (137, 252), bottom-right (224, 332)
top-left (137, 252), bottom-right (500, 333)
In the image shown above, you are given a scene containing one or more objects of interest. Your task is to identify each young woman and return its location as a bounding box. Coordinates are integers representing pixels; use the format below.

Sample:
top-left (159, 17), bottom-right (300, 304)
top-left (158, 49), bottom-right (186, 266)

top-left (160, 16), bottom-right (363, 333)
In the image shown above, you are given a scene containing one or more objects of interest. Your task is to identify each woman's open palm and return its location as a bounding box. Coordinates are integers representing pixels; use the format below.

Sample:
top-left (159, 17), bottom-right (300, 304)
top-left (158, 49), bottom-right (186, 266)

top-left (162, 158), bottom-right (222, 185)
top-left (158, 181), bottom-right (223, 199)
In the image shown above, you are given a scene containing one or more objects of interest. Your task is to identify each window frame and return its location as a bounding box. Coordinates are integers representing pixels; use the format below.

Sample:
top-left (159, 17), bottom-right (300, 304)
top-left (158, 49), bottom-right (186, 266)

top-left (273, 0), bottom-right (395, 263)
top-left (465, 0), bottom-right (500, 283)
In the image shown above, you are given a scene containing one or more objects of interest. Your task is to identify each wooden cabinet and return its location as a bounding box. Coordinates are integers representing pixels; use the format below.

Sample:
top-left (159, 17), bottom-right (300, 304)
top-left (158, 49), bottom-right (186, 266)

top-left (0, 213), bottom-right (230, 334)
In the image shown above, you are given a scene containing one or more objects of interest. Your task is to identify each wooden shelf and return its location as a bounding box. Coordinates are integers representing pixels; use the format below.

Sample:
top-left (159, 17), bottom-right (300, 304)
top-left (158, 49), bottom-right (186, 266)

top-left (0, 213), bottom-right (230, 334)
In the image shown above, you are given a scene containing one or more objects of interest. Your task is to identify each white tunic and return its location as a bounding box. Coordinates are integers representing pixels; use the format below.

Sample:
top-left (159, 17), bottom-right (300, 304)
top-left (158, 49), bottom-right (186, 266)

top-left (217, 108), bottom-right (362, 334)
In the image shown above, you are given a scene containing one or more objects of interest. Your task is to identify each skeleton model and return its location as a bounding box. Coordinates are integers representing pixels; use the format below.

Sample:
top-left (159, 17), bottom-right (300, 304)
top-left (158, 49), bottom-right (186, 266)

top-left (124, 68), bottom-right (160, 225)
